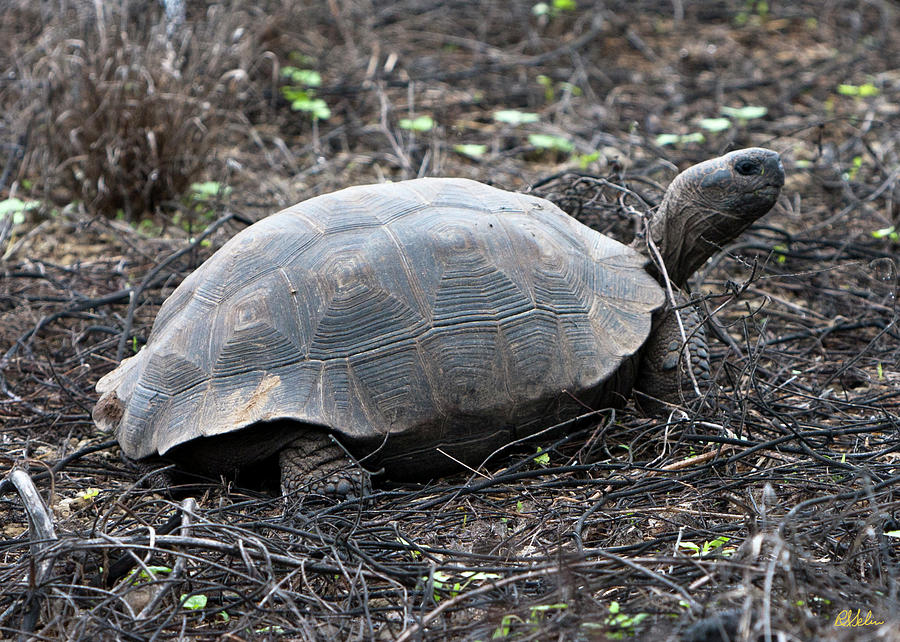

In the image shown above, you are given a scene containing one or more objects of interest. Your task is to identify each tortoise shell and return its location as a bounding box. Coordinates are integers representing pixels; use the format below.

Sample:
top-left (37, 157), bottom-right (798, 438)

top-left (96, 178), bottom-right (663, 477)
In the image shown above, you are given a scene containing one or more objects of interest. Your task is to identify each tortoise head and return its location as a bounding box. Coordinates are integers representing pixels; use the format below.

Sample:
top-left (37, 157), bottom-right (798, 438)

top-left (648, 147), bottom-right (784, 287)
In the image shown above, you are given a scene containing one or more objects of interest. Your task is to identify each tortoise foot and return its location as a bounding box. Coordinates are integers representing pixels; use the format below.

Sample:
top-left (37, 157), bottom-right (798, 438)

top-left (279, 430), bottom-right (370, 503)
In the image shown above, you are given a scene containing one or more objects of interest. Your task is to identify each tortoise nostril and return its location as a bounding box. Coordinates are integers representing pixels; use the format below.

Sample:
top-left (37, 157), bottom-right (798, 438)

top-left (767, 156), bottom-right (786, 187)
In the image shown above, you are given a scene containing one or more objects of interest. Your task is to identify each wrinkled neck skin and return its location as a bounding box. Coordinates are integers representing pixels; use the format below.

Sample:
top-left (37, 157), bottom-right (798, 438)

top-left (649, 175), bottom-right (771, 288)
top-left (648, 188), bottom-right (756, 288)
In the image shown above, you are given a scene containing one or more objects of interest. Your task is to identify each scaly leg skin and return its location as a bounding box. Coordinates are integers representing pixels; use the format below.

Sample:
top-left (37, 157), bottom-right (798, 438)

top-left (132, 456), bottom-right (179, 495)
top-left (279, 430), bottom-right (370, 504)
top-left (635, 292), bottom-right (711, 414)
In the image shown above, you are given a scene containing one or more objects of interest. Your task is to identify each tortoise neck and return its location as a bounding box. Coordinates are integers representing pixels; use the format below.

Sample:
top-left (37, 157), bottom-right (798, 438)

top-left (648, 190), bottom-right (745, 288)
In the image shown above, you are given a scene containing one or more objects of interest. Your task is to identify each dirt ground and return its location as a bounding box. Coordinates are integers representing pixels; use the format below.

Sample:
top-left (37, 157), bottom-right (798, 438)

top-left (1, 0), bottom-right (899, 640)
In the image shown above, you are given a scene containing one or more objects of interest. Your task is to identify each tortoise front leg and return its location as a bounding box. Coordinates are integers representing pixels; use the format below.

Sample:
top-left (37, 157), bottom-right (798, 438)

top-left (279, 430), bottom-right (370, 501)
top-left (634, 292), bottom-right (711, 413)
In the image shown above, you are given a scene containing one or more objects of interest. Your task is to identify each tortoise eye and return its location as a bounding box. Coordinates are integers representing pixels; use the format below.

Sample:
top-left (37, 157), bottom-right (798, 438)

top-left (735, 158), bottom-right (759, 176)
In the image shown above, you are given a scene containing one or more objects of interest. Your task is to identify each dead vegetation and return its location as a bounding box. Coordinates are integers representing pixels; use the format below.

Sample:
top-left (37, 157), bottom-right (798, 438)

top-left (1, 0), bottom-right (899, 640)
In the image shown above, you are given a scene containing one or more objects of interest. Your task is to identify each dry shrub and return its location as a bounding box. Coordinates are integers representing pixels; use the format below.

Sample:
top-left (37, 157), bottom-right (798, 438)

top-left (8, 0), bottom-right (272, 218)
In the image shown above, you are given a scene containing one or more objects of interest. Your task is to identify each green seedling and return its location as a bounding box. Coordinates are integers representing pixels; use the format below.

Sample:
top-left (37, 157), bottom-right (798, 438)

top-left (0, 198), bottom-right (40, 226)
top-left (699, 117), bottom-right (731, 133)
top-left (845, 156), bottom-right (863, 181)
top-left (532, 0), bottom-right (576, 18)
top-left (399, 115), bottom-right (434, 132)
top-left (655, 132), bottom-right (705, 147)
top-left (280, 65), bottom-right (330, 120)
top-left (428, 570), bottom-right (501, 602)
top-left (720, 105), bottom-right (768, 120)
top-left (772, 244), bottom-right (788, 264)
top-left (78, 488), bottom-right (100, 501)
top-left (677, 536), bottom-right (734, 558)
top-left (837, 83), bottom-right (879, 97)
top-left (492, 604), bottom-right (568, 638)
top-left (537, 75), bottom-right (582, 102)
top-left (528, 133), bottom-right (574, 153)
top-left (454, 144), bottom-right (488, 159)
top-left (181, 593), bottom-right (208, 610)
top-left (533, 449), bottom-right (550, 465)
top-left (189, 181), bottom-right (231, 202)
top-left (605, 601), bottom-right (649, 638)
top-left (871, 226), bottom-right (898, 241)
top-left (493, 613), bottom-right (522, 638)
top-left (125, 565), bottom-right (173, 584)
top-left (494, 110), bottom-right (540, 126)
top-left (175, 181), bottom-right (231, 234)
top-left (734, 0), bottom-right (769, 26)
top-left (573, 150), bottom-right (601, 169)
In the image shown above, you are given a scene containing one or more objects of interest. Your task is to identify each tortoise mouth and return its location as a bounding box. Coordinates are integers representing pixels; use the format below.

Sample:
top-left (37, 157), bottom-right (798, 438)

top-left (754, 185), bottom-right (781, 198)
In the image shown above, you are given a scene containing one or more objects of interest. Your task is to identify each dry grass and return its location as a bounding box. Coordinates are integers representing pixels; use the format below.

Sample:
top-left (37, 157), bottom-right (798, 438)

top-left (3, 0), bottom-right (277, 217)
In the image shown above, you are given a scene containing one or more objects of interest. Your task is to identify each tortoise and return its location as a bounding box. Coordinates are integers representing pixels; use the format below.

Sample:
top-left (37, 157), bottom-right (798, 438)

top-left (93, 148), bottom-right (784, 498)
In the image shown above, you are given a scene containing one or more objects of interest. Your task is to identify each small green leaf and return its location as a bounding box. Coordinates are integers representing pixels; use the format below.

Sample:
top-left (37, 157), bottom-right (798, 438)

top-left (78, 488), bottom-right (100, 501)
top-left (189, 182), bottom-right (231, 200)
top-left (720, 105), bottom-right (768, 120)
top-left (0, 197), bottom-right (40, 225)
top-left (655, 132), bottom-right (705, 146)
top-left (181, 594), bottom-right (208, 610)
top-left (559, 81), bottom-right (582, 97)
top-left (126, 565), bottom-right (173, 584)
top-left (516, 500), bottom-right (524, 512)
top-left (530, 603), bottom-right (568, 613)
top-left (678, 541), bottom-right (701, 554)
top-left (553, 0), bottom-right (577, 11)
top-left (858, 82), bottom-right (879, 97)
top-left (291, 96), bottom-right (331, 119)
top-left (493, 110), bottom-right (540, 125)
top-left (699, 117), bottom-right (732, 132)
top-left (493, 614), bottom-right (521, 638)
top-left (871, 226), bottom-right (895, 239)
top-left (453, 144), bottom-right (488, 159)
top-left (533, 450), bottom-right (550, 465)
top-left (528, 133), bottom-right (574, 152)
top-left (877, 363), bottom-right (884, 380)
top-left (574, 151), bottom-right (600, 169)
top-left (282, 87), bottom-right (311, 103)
top-left (398, 115), bottom-right (434, 132)
top-left (288, 52), bottom-right (315, 66)
top-left (838, 82), bottom-right (879, 97)
top-left (885, 530), bottom-right (900, 538)
top-left (537, 74), bottom-right (554, 101)
top-left (281, 66), bottom-right (322, 87)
